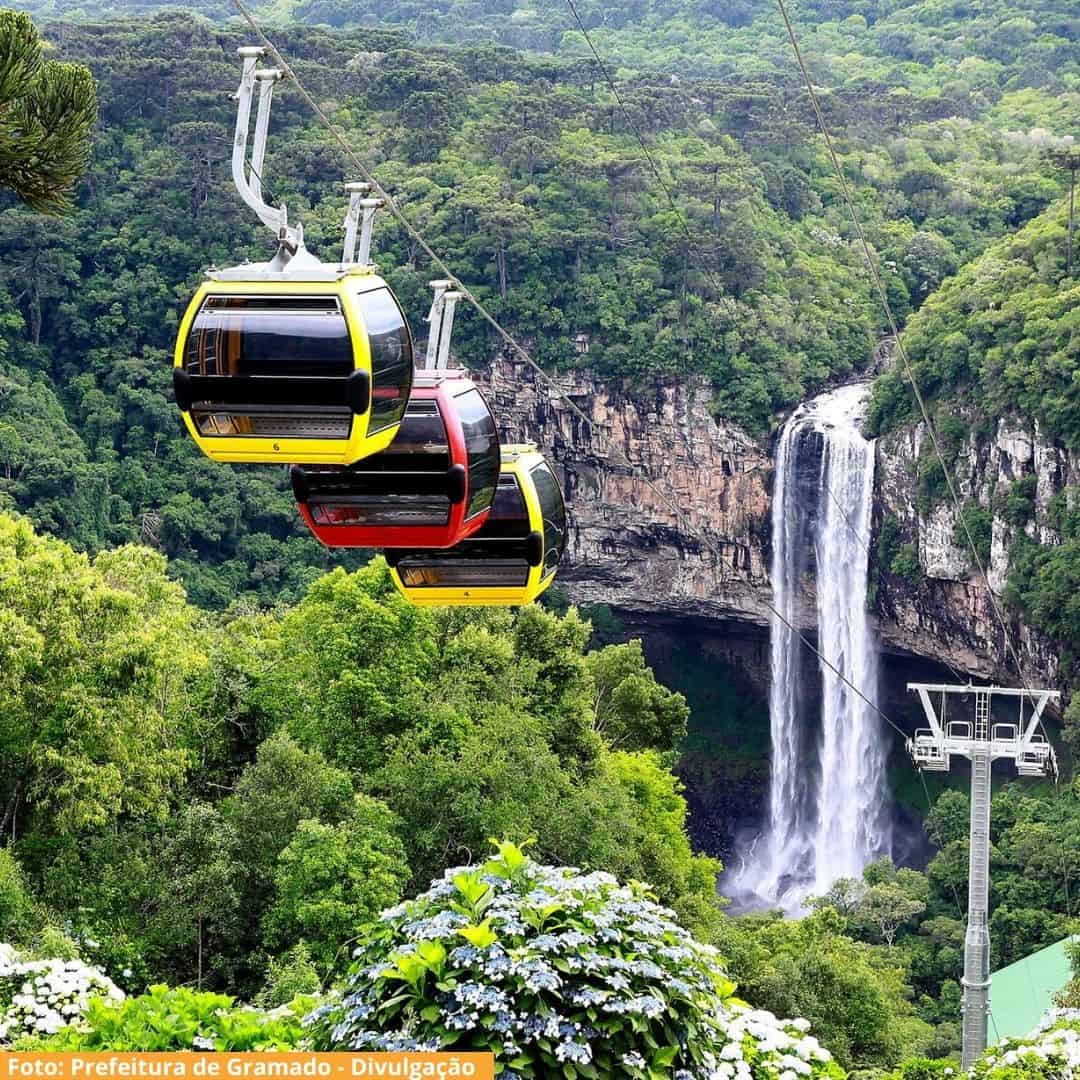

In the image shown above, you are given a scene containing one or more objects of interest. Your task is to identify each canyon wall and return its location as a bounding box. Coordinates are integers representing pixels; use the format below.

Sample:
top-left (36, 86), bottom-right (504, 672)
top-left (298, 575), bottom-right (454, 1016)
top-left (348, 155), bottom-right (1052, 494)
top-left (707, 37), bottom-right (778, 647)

top-left (475, 356), bottom-right (774, 625)
top-left (876, 416), bottom-right (1076, 684)
top-left (476, 356), bottom-right (1069, 687)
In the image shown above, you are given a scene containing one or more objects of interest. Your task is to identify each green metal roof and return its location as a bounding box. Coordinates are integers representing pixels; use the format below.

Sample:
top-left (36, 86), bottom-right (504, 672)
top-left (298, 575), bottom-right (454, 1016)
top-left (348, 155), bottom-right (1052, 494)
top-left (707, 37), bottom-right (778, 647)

top-left (990, 937), bottom-right (1075, 1041)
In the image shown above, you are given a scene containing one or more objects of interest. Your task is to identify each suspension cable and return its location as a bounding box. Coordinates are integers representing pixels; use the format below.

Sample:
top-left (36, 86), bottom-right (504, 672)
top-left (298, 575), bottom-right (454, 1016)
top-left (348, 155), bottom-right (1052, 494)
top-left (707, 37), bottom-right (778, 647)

top-left (772, 0), bottom-right (1032, 689)
top-left (222, 1), bottom-right (1063, 921)
top-left (774, 0), bottom-right (1070, 918)
top-left (228, 0), bottom-right (699, 531)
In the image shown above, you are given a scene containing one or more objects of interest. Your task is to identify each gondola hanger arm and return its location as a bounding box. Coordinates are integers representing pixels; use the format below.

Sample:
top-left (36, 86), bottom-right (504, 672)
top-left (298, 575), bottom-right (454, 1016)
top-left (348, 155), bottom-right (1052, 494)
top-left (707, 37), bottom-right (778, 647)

top-left (423, 279), bottom-right (464, 371)
top-left (342, 181), bottom-right (385, 267)
top-left (231, 46), bottom-right (302, 256)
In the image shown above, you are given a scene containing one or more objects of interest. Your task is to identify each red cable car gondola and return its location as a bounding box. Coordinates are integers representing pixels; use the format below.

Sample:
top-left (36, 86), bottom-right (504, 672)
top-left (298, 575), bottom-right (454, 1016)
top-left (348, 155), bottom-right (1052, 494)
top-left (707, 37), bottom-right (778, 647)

top-left (291, 371), bottom-right (500, 549)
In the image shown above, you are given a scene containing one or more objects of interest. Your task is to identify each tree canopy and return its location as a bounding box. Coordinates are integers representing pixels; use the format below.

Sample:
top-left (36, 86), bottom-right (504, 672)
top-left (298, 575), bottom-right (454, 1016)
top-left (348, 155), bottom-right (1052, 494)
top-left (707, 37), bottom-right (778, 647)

top-left (0, 2), bottom-right (1075, 601)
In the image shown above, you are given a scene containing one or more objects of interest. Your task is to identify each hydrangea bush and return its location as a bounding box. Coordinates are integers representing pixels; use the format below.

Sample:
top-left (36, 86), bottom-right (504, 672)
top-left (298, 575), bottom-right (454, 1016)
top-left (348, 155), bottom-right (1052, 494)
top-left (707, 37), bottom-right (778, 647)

top-left (307, 843), bottom-right (843, 1079)
top-left (0, 944), bottom-right (123, 1042)
top-left (973, 1009), bottom-right (1080, 1079)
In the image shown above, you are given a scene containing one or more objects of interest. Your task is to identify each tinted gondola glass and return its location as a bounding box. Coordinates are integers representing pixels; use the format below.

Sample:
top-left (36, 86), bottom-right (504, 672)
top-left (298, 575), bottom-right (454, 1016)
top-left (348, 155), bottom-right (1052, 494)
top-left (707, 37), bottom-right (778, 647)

top-left (301, 400), bottom-right (452, 529)
top-left (185, 296), bottom-right (354, 439)
top-left (184, 296), bottom-right (353, 379)
top-left (309, 494), bottom-right (450, 528)
top-left (458, 389), bottom-right (500, 519)
top-left (395, 475), bottom-right (530, 587)
top-left (531, 460), bottom-right (567, 577)
top-left (365, 399), bottom-right (449, 472)
top-left (360, 289), bottom-right (412, 434)
top-left (398, 560), bottom-right (530, 588)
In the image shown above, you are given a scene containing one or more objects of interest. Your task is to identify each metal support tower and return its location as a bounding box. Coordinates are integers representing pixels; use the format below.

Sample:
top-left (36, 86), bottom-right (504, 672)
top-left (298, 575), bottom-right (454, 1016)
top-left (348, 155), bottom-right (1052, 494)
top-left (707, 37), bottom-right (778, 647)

top-left (907, 683), bottom-right (1059, 1068)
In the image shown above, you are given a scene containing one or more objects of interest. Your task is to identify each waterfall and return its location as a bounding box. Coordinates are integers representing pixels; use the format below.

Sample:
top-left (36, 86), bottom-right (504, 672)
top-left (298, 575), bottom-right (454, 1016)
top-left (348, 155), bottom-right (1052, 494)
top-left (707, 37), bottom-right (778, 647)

top-left (734, 383), bottom-right (890, 912)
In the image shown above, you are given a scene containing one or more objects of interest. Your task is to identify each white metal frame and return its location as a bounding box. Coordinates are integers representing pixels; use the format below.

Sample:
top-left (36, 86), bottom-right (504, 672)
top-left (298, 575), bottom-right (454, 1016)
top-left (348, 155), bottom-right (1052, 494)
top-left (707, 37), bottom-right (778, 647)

top-left (232, 47), bottom-right (295, 251)
top-left (908, 684), bottom-right (1057, 777)
top-left (423, 279), bottom-right (464, 371)
top-left (226, 47), bottom-right (390, 279)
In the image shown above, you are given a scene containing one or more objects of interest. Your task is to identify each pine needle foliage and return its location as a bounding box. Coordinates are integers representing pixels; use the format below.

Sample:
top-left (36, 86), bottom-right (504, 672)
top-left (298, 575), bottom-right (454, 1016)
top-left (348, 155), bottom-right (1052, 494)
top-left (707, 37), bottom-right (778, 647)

top-left (0, 9), bottom-right (96, 213)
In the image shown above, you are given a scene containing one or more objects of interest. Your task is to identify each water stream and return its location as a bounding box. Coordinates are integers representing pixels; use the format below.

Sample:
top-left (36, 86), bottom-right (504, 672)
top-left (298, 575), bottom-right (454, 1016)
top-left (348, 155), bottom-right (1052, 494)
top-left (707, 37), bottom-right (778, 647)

top-left (733, 383), bottom-right (891, 911)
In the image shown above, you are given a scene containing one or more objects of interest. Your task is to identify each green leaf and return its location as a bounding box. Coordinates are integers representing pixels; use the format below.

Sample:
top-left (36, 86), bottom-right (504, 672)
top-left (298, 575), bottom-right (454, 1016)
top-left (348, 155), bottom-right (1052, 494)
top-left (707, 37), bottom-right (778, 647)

top-left (651, 1044), bottom-right (679, 1068)
top-left (458, 919), bottom-right (498, 949)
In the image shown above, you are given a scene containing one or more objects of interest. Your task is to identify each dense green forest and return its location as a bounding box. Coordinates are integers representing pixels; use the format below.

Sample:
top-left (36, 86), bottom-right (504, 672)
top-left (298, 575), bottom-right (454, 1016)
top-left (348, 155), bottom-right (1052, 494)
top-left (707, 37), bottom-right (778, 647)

top-left (2, 0), bottom-right (1080, 1069)
top-left (6, 509), bottom-right (1080, 1068)
top-left (0, 0), bottom-right (1077, 602)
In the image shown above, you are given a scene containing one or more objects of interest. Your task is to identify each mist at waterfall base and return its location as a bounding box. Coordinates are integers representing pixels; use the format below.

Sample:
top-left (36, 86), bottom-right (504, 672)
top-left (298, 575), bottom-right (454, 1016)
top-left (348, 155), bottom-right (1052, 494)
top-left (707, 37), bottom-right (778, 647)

top-left (726, 384), bottom-right (893, 915)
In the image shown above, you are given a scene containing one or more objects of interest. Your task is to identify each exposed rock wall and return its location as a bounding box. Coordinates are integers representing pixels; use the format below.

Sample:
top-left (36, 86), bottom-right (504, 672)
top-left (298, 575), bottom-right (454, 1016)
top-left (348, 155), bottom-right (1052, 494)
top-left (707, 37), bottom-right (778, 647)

top-left (876, 417), bottom-right (1076, 684)
top-left (474, 356), bottom-right (774, 625)
top-left (475, 357), bottom-right (1067, 685)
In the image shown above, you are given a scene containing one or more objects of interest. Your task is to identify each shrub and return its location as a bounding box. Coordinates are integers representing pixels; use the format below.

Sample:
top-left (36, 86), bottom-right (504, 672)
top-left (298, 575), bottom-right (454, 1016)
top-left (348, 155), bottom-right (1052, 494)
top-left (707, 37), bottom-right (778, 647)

top-left (890, 544), bottom-right (923, 585)
top-left (888, 1059), bottom-right (956, 1080)
top-left (39, 985), bottom-right (312, 1051)
top-left (0, 851), bottom-right (35, 943)
top-left (30, 926), bottom-right (82, 962)
top-left (916, 457), bottom-right (948, 515)
top-left (999, 476), bottom-right (1038, 528)
top-left (971, 1009), bottom-right (1080, 1078)
top-left (0, 945), bottom-right (122, 1042)
top-left (256, 944), bottom-right (323, 1009)
top-left (307, 842), bottom-right (843, 1079)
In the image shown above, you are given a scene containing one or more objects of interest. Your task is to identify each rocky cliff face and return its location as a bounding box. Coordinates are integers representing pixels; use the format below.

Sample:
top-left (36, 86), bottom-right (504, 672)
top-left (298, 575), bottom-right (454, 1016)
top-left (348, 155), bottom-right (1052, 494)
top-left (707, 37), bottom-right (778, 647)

top-left (474, 356), bottom-right (774, 625)
top-left (876, 416), bottom-right (1075, 684)
top-left (475, 357), bottom-right (1067, 686)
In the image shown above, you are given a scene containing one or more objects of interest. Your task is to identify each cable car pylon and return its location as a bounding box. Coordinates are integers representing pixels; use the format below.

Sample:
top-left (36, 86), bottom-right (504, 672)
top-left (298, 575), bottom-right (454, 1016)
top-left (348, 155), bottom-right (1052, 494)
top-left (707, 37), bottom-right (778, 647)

top-left (907, 683), bottom-right (1059, 1067)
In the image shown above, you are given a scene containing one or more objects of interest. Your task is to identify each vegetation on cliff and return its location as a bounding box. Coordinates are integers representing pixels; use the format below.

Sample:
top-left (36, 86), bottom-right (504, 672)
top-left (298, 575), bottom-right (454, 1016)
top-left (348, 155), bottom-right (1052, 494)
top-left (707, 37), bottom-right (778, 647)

top-left (1, 0), bottom-right (1077, 601)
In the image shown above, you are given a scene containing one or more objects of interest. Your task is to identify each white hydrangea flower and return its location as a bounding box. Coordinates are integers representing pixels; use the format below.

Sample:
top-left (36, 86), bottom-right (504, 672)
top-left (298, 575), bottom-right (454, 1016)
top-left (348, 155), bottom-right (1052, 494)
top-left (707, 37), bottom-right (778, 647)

top-left (0, 946), bottom-right (123, 1045)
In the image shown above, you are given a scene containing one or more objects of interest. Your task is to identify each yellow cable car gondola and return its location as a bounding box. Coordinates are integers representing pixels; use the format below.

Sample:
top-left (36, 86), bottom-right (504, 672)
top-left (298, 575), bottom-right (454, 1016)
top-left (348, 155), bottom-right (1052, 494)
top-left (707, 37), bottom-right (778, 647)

top-left (173, 272), bottom-right (412, 464)
top-left (171, 46), bottom-right (412, 465)
top-left (386, 445), bottom-right (567, 607)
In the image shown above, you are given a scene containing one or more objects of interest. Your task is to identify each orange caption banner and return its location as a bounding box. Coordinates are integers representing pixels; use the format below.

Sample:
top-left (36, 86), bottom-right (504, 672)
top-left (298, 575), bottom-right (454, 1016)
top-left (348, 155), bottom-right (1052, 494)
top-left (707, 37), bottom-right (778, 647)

top-left (1, 1055), bottom-right (494, 1080)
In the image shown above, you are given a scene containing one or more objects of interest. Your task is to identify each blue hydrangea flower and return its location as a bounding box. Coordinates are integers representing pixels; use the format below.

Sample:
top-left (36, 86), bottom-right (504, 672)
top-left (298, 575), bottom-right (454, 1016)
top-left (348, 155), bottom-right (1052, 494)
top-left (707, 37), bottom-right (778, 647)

top-left (554, 1039), bottom-right (593, 1064)
top-left (308, 848), bottom-right (830, 1080)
